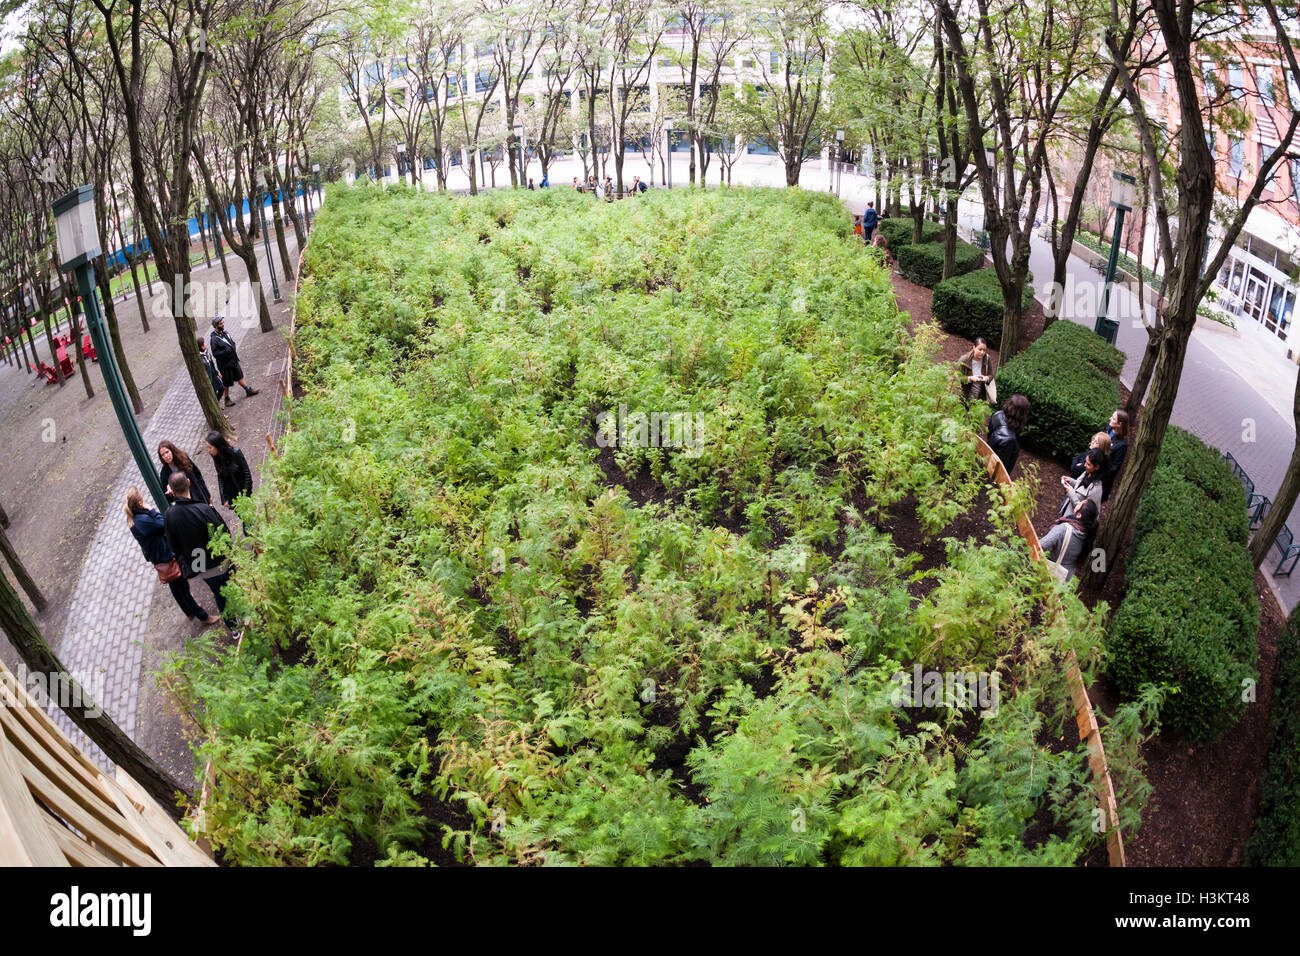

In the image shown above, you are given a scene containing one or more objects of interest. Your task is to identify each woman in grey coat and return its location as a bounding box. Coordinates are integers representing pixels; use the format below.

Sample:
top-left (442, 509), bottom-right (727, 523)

top-left (1059, 447), bottom-right (1105, 516)
top-left (1041, 499), bottom-right (1099, 580)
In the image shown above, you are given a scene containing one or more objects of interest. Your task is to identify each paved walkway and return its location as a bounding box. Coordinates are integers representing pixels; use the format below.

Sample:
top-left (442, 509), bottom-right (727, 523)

top-left (47, 300), bottom-right (264, 766)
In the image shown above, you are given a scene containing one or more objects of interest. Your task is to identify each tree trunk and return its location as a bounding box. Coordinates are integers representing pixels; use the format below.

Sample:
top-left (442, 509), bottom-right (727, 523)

top-left (161, 256), bottom-right (230, 437)
top-left (96, 259), bottom-right (144, 414)
top-left (241, 250), bottom-right (275, 334)
top-left (0, 525), bottom-right (46, 612)
top-left (1251, 362), bottom-right (1300, 567)
top-left (268, 188), bottom-right (296, 284)
top-left (211, 205), bottom-right (232, 284)
top-left (54, 266), bottom-right (94, 399)
top-left (0, 565), bottom-right (188, 815)
top-left (0, 498), bottom-right (9, 527)
top-left (1126, 326), bottom-right (1159, 417)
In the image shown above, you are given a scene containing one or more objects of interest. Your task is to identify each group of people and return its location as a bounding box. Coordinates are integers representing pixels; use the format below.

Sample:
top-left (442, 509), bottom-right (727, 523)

top-left (856, 202), bottom-right (891, 260)
top-left (1040, 410), bottom-right (1130, 580)
top-left (525, 174), bottom-right (550, 189)
top-left (975, 346), bottom-right (1131, 581)
top-left (124, 431), bottom-right (255, 627)
top-left (572, 174), bottom-right (650, 199)
top-left (199, 316), bottom-right (259, 408)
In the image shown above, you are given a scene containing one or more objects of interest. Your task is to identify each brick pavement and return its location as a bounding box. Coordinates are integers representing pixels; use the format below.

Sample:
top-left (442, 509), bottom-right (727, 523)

top-left (46, 295), bottom-right (263, 768)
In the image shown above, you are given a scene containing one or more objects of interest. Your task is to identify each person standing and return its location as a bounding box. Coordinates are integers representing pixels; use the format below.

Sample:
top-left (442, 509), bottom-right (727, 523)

top-left (209, 315), bottom-right (259, 408)
top-left (1104, 409), bottom-right (1131, 500)
top-left (158, 440), bottom-right (212, 504)
top-left (957, 338), bottom-right (997, 404)
top-left (125, 487), bottom-right (220, 625)
top-left (197, 336), bottom-right (224, 398)
top-left (862, 202), bottom-right (879, 244)
top-left (205, 430), bottom-right (253, 511)
top-left (162, 472), bottom-right (235, 620)
top-left (987, 394), bottom-right (1029, 475)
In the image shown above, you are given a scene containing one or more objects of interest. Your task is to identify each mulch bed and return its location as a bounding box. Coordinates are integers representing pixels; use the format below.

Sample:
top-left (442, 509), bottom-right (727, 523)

top-left (893, 264), bottom-right (1282, 868)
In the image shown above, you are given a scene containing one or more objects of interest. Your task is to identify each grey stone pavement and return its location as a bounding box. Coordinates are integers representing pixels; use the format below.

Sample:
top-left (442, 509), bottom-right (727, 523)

top-left (47, 298), bottom-right (268, 768)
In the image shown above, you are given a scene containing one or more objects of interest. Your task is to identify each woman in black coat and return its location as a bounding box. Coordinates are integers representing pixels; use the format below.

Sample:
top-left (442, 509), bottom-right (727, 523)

top-left (125, 487), bottom-right (219, 624)
top-left (158, 440), bottom-right (212, 504)
top-left (205, 430), bottom-right (253, 509)
top-left (987, 394), bottom-right (1030, 475)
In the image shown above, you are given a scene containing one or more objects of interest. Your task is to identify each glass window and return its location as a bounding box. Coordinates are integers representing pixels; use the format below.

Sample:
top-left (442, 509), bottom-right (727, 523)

top-left (1159, 64), bottom-right (1169, 92)
top-left (1230, 136), bottom-right (1244, 174)
top-left (1291, 158), bottom-right (1300, 199)
top-left (1203, 61), bottom-right (1217, 97)
top-left (1258, 65), bottom-right (1275, 104)
top-left (1290, 70), bottom-right (1300, 108)
top-left (1228, 62), bottom-right (1243, 95)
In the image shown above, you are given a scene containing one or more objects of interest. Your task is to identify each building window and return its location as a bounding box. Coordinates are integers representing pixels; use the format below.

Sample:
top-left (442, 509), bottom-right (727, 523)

top-left (1230, 136), bottom-right (1244, 175)
top-left (1258, 65), bottom-right (1275, 105)
top-left (1228, 62), bottom-right (1243, 96)
top-left (1159, 64), bottom-right (1169, 92)
top-left (1291, 158), bottom-right (1300, 200)
top-left (1202, 61), bottom-right (1217, 97)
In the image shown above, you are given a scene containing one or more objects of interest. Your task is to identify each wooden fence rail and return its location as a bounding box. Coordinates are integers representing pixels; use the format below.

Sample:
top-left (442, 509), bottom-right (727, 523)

top-left (0, 658), bottom-right (214, 866)
top-left (975, 435), bottom-right (1125, 867)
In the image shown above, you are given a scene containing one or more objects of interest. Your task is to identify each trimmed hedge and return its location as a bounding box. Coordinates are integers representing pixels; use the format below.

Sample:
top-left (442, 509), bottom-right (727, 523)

top-left (993, 320), bottom-right (1123, 460)
top-left (932, 267), bottom-right (1034, 350)
top-left (895, 240), bottom-right (984, 288)
top-left (879, 217), bottom-right (944, 248)
top-left (1246, 605), bottom-right (1300, 865)
top-left (1108, 427), bottom-right (1258, 743)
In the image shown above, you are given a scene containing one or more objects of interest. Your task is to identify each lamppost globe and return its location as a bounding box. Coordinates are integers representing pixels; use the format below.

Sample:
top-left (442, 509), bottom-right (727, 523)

top-left (1111, 170), bottom-right (1137, 211)
top-left (52, 184), bottom-right (101, 271)
top-left (52, 185), bottom-right (168, 510)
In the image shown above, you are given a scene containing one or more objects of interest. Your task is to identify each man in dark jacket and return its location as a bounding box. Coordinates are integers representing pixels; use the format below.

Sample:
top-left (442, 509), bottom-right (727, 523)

top-left (862, 202), bottom-right (879, 244)
top-left (209, 316), bottom-right (259, 408)
top-left (163, 472), bottom-right (234, 619)
top-left (197, 336), bottom-right (224, 398)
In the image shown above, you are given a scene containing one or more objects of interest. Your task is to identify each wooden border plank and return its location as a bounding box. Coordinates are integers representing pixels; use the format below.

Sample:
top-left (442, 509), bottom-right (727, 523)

top-left (110, 771), bottom-right (215, 867)
top-left (0, 725), bottom-right (67, 866)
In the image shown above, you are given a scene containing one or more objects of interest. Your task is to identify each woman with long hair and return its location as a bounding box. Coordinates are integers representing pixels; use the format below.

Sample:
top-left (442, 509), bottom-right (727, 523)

top-left (158, 440), bottom-right (211, 504)
top-left (987, 394), bottom-right (1029, 474)
top-left (124, 486), bottom-right (219, 624)
top-left (205, 431), bottom-right (253, 510)
top-left (1060, 447), bottom-right (1105, 516)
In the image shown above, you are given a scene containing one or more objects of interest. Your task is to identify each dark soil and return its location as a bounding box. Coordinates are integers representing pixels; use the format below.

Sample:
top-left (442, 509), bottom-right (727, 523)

top-left (893, 262), bottom-right (1283, 868)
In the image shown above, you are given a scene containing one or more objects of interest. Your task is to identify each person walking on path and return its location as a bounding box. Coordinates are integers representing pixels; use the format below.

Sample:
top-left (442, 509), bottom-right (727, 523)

top-left (162, 473), bottom-right (235, 620)
top-left (988, 394), bottom-right (1029, 475)
top-left (197, 336), bottom-right (224, 399)
top-left (862, 202), bottom-right (879, 244)
top-left (125, 487), bottom-right (221, 625)
top-left (205, 430), bottom-right (253, 511)
top-left (1040, 498), bottom-right (1099, 581)
top-left (209, 315), bottom-right (259, 408)
top-left (158, 440), bottom-right (212, 505)
top-left (957, 338), bottom-right (997, 404)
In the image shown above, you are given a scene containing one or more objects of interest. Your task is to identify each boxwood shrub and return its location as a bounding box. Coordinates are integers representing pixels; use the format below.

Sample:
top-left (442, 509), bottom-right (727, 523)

top-left (993, 320), bottom-right (1122, 460)
top-left (1246, 605), bottom-right (1300, 865)
top-left (932, 267), bottom-right (1034, 349)
top-left (895, 241), bottom-right (984, 288)
top-left (880, 217), bottom-right (944, 248)
top-left (1107, 427), bottom-right (1258, 743)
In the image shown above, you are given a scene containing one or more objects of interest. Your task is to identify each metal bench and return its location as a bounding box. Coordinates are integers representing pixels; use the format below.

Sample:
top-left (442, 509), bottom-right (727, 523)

top-left (1275, 524), bottom-right (1300, 576)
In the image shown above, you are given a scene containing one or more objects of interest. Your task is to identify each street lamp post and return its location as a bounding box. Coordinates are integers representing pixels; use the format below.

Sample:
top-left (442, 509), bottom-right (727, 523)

top-left (313, 162), bottom-right (322, 202)
top-left (257, 173), bottom-right (282, 302)
top-left (1095, 170), bottom-right (1137, 345)
top-left (664, 119), bottom-right (674, 190)
top-left (835, 129), bottom-right (844, 198)
top-left (396, 142), bottom-right (409, 186)
top-left (53, 186), bottom-right (169, 511)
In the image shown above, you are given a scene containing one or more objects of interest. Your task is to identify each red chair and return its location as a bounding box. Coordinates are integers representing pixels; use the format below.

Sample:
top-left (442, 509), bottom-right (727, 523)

top-left (36, 361), bottom-right (59, 384)
top-left (82, 335), bottom-right (97, 362)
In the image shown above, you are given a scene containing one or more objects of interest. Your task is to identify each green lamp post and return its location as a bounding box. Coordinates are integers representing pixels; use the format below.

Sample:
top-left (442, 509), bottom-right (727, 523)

top-left (1095, 170), bottom-right (1137, 345)
top-left (53, 185), bottom-right (168, 511)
